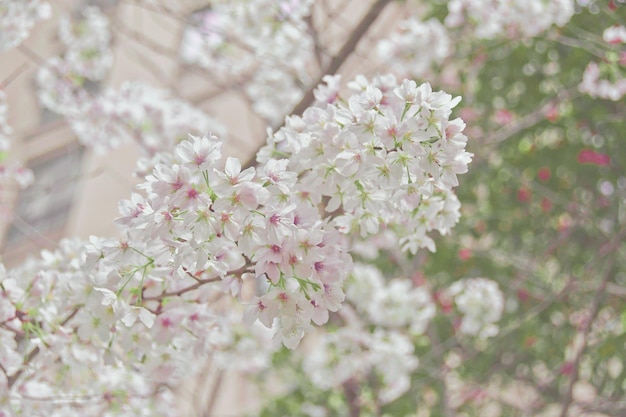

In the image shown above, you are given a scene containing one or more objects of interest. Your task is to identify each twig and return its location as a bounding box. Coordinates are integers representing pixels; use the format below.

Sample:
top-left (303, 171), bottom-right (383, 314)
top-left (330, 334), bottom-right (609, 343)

top-left (0, 63), bottom-right (30, 90)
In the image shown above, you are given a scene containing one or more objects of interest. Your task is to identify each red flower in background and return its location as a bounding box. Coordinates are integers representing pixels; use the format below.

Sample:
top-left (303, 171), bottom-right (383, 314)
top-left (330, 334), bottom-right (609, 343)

top-left (517, 187), bottom-right (531, 203)
top-left (494, 109), bottom-right (513, 125)
top-left (538, 167), bottom-right (551, 181)
top-left (545, 105), bottom-right (559, 122)
top-left (577, 149), bottom-right (610, 166)
top-left (458, 248), bottom-right (472, 261)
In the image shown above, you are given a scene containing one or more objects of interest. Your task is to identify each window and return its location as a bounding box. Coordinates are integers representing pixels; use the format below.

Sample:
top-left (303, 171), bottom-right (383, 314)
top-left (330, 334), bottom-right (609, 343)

top-left (3, 143), bottom-right (84, 246)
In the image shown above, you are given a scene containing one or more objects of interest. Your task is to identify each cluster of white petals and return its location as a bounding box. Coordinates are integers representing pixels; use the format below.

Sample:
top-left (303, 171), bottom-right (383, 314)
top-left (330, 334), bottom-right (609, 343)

top-left (303, 327), bottom-right (419, 404)
top-left (0, 91), bottom-right (10, 148)
top-left (303, 263), bottom-right (433, 404)
top-left (603, 25), bottom-right (626, 44)
top-left (35, 7), bottom-right (225, 157)
top-left (445, 0), bottom-right (575, 38)
top-left (579, 25), bottom-right (626, 101)
top-left (70, 82), bottom-right (227, 155)
top-left (346, 263), bottom-right (435, 333)
top-left (578, 61), bottom-right (626, 101)
top-left (0, 0), bottom-right (50, 51)
top-left (180, 0), bottom-right (315, 123)
top-left (259, 74), bottom-right (472, 253)
top-left (0, 239), bottom-right (274, 416)
top-left (0, 91), bottom-right (33, 188)
top-left (449, 277), bottom-right (504, 338)
top-left (377, 18), bottom-right (450, 79)
top-left (92, 130), bottom-right (352, 349)
top-left (58, 6), bottom-right (113, 80)
top-left (36, 6), bottom-right (112, 115)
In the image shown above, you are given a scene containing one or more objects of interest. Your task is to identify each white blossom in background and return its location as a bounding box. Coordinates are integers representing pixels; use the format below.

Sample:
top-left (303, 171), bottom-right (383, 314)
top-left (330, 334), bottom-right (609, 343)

top-left (346, 264), bottom-right (435, 334)
top-left (36, 6), bottom-right (112, 115)
top-left (579, 25), bottom-right (626, 101)
top-left (300, 263), bottom-right (433, 403)
top-left (578, 61), bottom-right (626, 101)
top-left (58, 6), bottom-right (113, 80)
top-left (180, 0), bottom-right (315, 124)
top-left (449, 277), bottom-right (504, 338)
top-left (0, 90), bottom-right (12, 152)
top-left (0, 90), bottom-right (33, 188)
top-left (603, 25), bottom-right (626, 44)
top-left (70, 82), bottom-right (227, 156)
top-left (377, 18), bottom-right (450, 79)
top-left (303, 327), bottom-right (418, 404)
top-left (0, 0), bottom-right (51, 51)
top-left (303, 328), bottom-right (372, 391)
top-left (36, 56), bottom-right (90, 116)
top-left (34, 7), bottom-right (226, 158)
top-left (445, 0), bottom-right (575, 39)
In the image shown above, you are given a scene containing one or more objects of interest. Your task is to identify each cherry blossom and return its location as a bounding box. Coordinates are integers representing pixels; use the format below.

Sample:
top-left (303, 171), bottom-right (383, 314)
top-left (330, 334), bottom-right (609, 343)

top-left (445, 0), bottom-right (575, 39)
top-left (0, 90), bottom-right (33, 189)
top-left (377, 18), bottom-right (451, 79)
top-left (179, 0), bottom-right (315, 124)
top-left (449, 277), bottom-right (504, 338)
top-left (0, 0), bottom-right (50, 51)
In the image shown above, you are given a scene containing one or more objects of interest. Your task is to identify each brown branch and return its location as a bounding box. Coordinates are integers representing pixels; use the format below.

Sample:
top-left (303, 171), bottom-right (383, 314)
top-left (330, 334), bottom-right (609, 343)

top-left (142, 276), bottom-right (222, 300)
top-left (343, 377), bottom-right (361, 417)
top-left (0, 62), bottom-right (30, 90)
top-left (203, 369), bottom-right (224, 417)
top-left (242, 0), bottom-right (392, 169)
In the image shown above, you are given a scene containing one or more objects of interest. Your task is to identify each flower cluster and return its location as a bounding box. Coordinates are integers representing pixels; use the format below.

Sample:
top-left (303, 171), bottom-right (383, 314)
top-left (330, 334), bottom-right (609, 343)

top-left (36, 6), bottom-right (112, 116)
top-left (449, 277), bottom-right (504, 338)
top-left (445, 0), bottom-right (575, 39)
top-left (0, 0), bottom-right (50, 51)
top-left (58, 6), bottom-right (113, 80)
top-left (579, 25), bottom-right (626, 101)
top-left (0, 239), bottom-right (274, 416)
top-left (70, 82), bottom-right (227, 155)
top-left (282, 270), bottom-right (505, 409)
top-left (345, 264), bottom-right (435, 333)
top-left (259, 74), bottom-right (472, 253)
top-left (303, 327), bottom-right (420, 404)
top-left (35, 7), bottom-right (225, 157)
top-left (302, 263), bottom-right (435, 404)
top-left (180, 0), bottom-right (315, 123)
top-left (89, 132), bottom-right (351, 349)
top-left (299, 263), bottom-right (436, 403)
top-left (377, 18), bottom-right (450, 79)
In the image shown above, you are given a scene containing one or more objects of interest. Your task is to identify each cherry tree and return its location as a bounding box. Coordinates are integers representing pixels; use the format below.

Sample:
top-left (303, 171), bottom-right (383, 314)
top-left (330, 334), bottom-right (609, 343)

top-left (1, 0), bottom-right (625, 416)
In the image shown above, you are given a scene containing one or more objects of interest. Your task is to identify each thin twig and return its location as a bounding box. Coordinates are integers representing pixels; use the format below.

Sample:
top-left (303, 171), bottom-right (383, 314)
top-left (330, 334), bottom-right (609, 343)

top-left (0, 63), bottom-right (30, 90)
